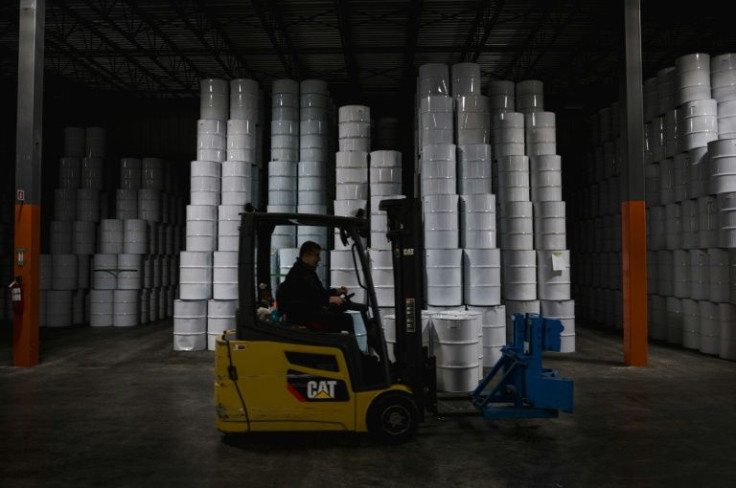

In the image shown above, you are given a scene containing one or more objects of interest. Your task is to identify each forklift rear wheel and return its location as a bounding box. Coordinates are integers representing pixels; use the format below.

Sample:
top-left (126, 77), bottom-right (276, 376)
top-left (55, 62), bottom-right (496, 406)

top-left (367, 392), bottom-right (418, 444)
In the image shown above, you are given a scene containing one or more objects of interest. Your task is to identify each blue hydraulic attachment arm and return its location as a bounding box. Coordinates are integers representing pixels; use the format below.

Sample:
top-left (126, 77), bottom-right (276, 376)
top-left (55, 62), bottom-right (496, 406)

top-left (470, 313), bottom-right (574, 419)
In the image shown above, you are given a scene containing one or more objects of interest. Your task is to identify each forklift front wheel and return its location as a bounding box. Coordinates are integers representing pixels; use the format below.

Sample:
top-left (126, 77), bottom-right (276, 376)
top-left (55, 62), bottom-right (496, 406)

top-left (366, 392), bottom-right (418, 444)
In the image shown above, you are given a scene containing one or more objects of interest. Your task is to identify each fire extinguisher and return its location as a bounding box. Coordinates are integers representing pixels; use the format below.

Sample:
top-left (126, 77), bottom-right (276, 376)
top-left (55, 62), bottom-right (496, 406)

top-left (9, 276), bottom-right (23, 316)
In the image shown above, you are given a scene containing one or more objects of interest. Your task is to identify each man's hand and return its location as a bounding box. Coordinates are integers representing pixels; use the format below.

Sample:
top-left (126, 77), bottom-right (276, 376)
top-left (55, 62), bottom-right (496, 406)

top-left (336, 286), bottom-right (348, 295)
top-left (329, 295), bottom-right (345, 306)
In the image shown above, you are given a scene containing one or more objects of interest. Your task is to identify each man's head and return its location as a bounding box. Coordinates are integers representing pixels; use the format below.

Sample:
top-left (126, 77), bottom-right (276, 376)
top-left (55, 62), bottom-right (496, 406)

top-left (299, 241), bottom-right (322, 268)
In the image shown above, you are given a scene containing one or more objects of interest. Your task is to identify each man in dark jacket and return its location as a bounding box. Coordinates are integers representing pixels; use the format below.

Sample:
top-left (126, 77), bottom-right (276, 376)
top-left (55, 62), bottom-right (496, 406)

top-left (276, 241), bottom-right (354, 333)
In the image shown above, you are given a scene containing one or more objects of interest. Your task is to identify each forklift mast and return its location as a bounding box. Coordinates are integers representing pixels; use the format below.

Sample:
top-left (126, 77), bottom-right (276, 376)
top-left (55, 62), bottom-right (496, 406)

top-left (379, 198), bottom-right (437, 418)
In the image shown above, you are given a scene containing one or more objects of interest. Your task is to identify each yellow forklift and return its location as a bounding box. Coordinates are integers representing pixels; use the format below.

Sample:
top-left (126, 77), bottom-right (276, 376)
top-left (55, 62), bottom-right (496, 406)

top-left (214, 198), bottom-right (573, 443)
top-left (215, 199), bottom-right (434, 443)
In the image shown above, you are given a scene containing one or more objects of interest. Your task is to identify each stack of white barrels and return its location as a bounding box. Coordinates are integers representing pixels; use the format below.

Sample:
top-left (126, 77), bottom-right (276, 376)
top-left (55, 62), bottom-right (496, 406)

top-left (569, 98), bottom-right (623, 333)
top-left (324, 104), bottom-right (371, 346)
top-left (43, 127), bottom-right (104, 328)
top-left (619, 51), bottom-right (736, 361)
top-left (413, 61), bottom-right (507, 393)
top-left (491, 80), bottom-right (575, 353)
top-left (296, 80), bottom-right (331, 255)
top-left (368, 150), bottom-right (404, 319)
top-left (269, 79), bottom-right (300, 286)
top-left (272, 80), bottom-right (335, 290)
top-left (175, 78), bottom-right (260, 351)
top-left (44, 126), bottom-right (184, 330)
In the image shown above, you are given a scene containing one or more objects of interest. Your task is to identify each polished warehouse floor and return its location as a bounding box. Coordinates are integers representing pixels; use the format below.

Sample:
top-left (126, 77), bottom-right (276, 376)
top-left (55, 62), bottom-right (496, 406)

top-left (1, 320), bottom-right (735, 488)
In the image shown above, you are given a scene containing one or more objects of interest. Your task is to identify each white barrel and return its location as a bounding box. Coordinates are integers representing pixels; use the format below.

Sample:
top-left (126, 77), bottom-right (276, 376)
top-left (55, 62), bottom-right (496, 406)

top-left (92, 254), bottom-right (117, 290)
top-left (117, 254), bottom-right (142, 290)
top-left (689, 249), bottom-right (709, 300)
top-left (119, 157), bottom-right (142, 190)
top-left (213, 251), bottom-right (238, 300)
top-left (200, 78), bottom-right (229, 120)
top-left (80, 156), bottom-right (104, 189)
top-left (138, 189), bottom-right (161, 222)
top-left (665, 297), bottom-right (684, 345)
top-left (148, 289), bottom-right (159, 322)
top-left (708, 249), bottom-right (730, 302)
top-left (433, 312), bottom-right (481, 393)
top-left (72, 220), bottom-right (97, 255)
top-left (675, 53), bottom-right (711, 106)
top-left (114, 189), bottom-right (137, 220)
top-left (158, 287), bottom-right (168, 319)
top-left (121, 219), bottom-right (148, 255)
top-left (77, 255), bottom-right (90, 289)
top-left (425, 249), bottom-right (463, 307)
top-left (185, 205), bottom-right (217, 252)
top-left (138, 289), bottom-right (150, 324)
top-left (664, 203), bottom-right (682, 250)
top-left (59, 157), bottom-right (81, 189)
top-left (89, 289), bottom-right (113, 327)
top-left (51, 254), bottom-right (78, 290)
top-left (40, 254), bottom-right (52, 291)
top-left (502, 250), bottom-right (537, 300)
top-left (699, 301), bottom-right (719, 354)
top-left (463, 249), bottom-right (501, 306)
top-left (112, 289), bottom-right (138, 327)
top-left (141, 158), bottom-right (164, 190)
top-left (180, 251), bottom-right (213, 299)
top-left (173, 299), bottom-right (207, 351)
top-left (98, 219), bottom-right (123, 254)
top-left (516, 80), bottom-right (544, 113)
top-left (698, 196), bottom-right (719, 248)
top-left (75, 189), bottom-right (100, 222)
top-left (207, 299), bottom-right (237, 350)
top-left (682, 298), bottom-right (700, 350)
top-left (719, 303), bottom-right (736, 360)
top-left (672, 249), bottom-right (690, 298)
top-left (54, 189), bottom-right (76, 222)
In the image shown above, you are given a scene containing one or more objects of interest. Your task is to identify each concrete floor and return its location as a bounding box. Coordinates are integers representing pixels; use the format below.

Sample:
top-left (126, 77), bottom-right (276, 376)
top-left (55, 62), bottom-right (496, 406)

top-left (1, 320), bottom-right (735, 488)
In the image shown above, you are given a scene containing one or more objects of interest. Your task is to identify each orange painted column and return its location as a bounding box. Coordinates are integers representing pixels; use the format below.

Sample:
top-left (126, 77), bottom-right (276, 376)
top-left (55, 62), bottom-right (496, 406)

top-left (13, 203), bottom-right (41, 366)
top-left (621, 201), bottom-right (647, 366)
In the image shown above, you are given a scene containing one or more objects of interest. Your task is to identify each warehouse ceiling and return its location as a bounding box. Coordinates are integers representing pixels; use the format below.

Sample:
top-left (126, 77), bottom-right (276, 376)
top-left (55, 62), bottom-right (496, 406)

top-left (1, 0), bottom-right (735, 112)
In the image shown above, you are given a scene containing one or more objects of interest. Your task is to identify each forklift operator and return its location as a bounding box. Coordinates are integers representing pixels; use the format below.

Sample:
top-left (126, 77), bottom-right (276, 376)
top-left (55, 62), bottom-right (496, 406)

top-left (276, 241), bottom-right (355, 334)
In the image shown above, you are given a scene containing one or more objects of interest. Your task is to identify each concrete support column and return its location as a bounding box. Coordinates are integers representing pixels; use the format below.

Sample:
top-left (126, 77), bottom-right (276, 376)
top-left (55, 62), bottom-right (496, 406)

top-left (14, 0), bottom-right (45, 367)
top-left (621, 0), bottom-right (647, 366)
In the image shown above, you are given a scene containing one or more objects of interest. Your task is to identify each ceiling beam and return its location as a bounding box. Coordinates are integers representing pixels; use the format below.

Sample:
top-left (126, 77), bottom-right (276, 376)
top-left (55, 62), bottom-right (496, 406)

top-left (166, 0), bottom-right (254, 80)
top-left (54, 0), bottom-right (177, 95)
top-left (12, 7), bottom-right (137, 92)
top-left (125, 0), bottom-right (208, 85)
top-left (459, 0), bottom-right (506, 63)
top-left (250, 0), bottom-right (305, 79)
top-left (499, 2), bottom-right (556, 80)
top-left (79, 0), bottom-right (194, 93)
top-left (520, 3), bottom-right (583, 79)
top-left (335, 0), bottom-right (360, 93)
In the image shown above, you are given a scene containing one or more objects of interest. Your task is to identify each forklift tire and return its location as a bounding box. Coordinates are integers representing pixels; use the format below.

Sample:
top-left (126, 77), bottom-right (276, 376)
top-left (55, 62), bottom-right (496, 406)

top-left (366, 392), bottom-right (418, 444)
